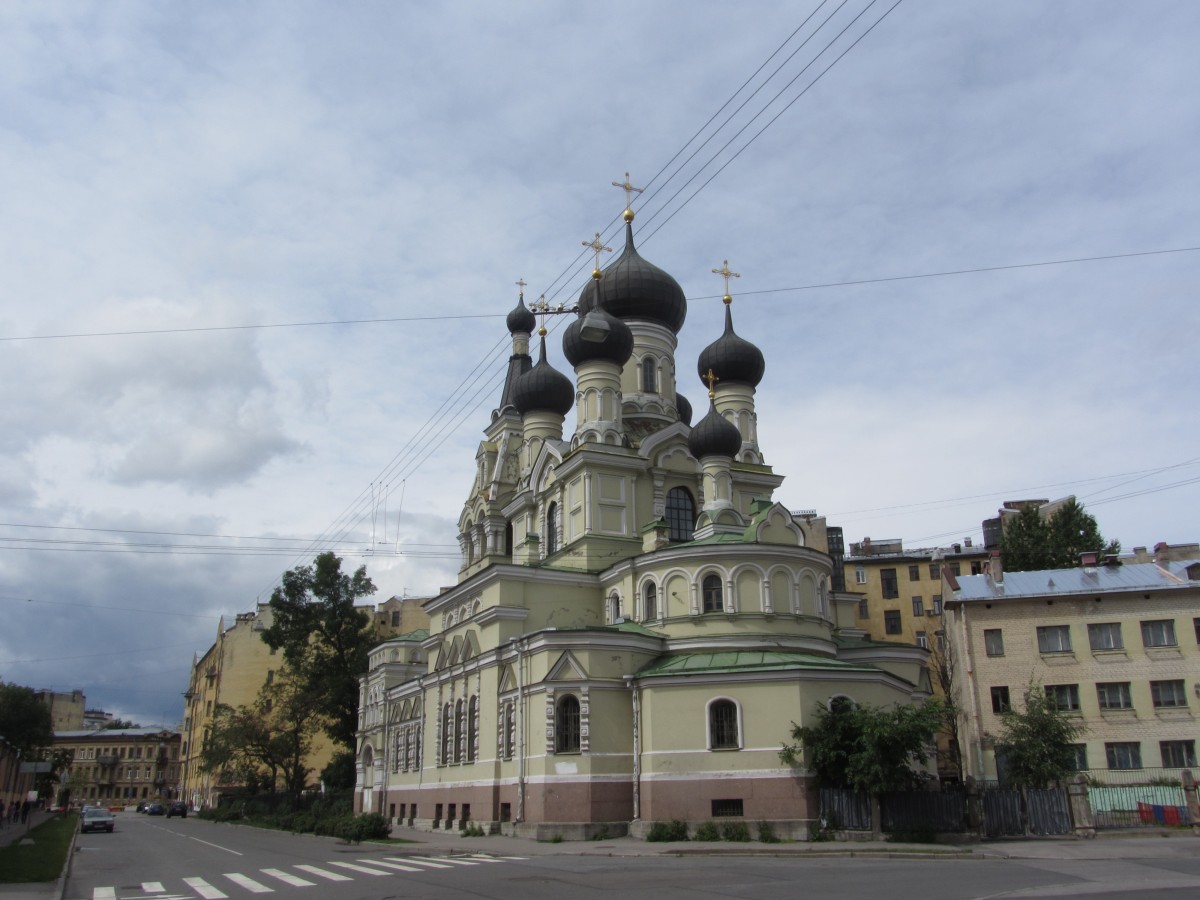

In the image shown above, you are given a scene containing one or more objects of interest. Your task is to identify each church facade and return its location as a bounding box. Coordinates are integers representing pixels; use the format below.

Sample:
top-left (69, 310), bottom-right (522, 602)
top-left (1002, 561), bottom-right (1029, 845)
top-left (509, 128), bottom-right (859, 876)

top-left (354, 196), bottom-right (930, 838)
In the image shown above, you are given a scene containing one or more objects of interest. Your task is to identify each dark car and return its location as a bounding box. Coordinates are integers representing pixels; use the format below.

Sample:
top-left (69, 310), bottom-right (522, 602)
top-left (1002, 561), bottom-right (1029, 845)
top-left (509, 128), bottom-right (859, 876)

top-left (146, 803), bottom-right (165, 816)
top-left (166, 801), bottom-right (187, 819)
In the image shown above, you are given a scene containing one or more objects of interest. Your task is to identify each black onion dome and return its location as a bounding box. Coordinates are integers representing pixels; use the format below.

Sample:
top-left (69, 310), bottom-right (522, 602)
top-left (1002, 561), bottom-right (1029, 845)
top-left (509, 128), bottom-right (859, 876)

top-left (676, 393), bottom-right (693, 426)
top-left (512, 337), bottom-right (574, 417)
top-left (562, 307), bottom-right (633, 368)
top-left (688, 401), bottom-right (742, 459)
top-left (578, 221), bottom-right (687, 333)
top-left (506, 295), bottom-right (537, 334)
top-left (697, 304), bottom-right (765, 388)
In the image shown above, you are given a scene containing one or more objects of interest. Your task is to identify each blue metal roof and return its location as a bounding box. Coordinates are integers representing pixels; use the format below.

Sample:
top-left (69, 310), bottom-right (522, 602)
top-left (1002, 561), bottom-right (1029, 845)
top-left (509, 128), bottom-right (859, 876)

top-left (953, 560), bottom-right (1200, 602)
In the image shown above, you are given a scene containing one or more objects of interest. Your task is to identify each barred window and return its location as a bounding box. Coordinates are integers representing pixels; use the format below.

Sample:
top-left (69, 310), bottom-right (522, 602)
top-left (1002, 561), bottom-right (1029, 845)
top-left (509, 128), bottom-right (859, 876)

top-left (555, 695), bottom-right (581, 754)
top-left (709, 700), bottom-right (739, 750)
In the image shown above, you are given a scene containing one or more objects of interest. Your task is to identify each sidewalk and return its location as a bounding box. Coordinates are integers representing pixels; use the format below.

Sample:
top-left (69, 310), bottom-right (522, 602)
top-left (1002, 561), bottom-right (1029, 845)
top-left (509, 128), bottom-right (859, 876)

top-left (0, 810), bottom-right (71, 900)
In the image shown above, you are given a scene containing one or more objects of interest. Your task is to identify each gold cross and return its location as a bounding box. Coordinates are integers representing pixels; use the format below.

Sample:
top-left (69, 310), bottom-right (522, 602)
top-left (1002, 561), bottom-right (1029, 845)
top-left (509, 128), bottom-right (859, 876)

top-left (712, 259), bottom-right (740, 303)
top-left (703, 368), bottom-right (719, 398)
top-left (582, 231), bottom-right (612, 274)
top-left (612, 171), bottom-right (644, 210)
top-left (515, 277), bottom-right (527, 299)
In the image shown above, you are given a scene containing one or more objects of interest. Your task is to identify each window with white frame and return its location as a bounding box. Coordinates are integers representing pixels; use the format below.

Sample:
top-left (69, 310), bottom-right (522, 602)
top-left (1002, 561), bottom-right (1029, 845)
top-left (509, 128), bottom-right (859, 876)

top-left (643, 582), bottom-right (657, 621)
top-left (1096, 682), bottom-right (1133, 710)
top-left (1037, 625), bottom-right (1072, 653)
top-left (1140, 619), bottom-right (1177, 648)
top-left (1150, 680), bottom-right (1187, 709)
top-left (911, 597), bottom-right (924, 617)
top-left (1045, 683), bottom-right (1081, 712)
top-left (701, 574), bottom-right (723, 614)
top-left (1087, 622), bottom-right (1124, 651)
top-left (1105, 742), bottom-right (1142, 770)
top-left (855, 565), bottom-right (866, 585)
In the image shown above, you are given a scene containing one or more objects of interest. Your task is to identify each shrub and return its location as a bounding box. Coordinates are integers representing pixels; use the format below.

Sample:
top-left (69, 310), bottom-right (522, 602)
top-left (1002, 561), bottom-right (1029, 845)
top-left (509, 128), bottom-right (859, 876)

top-left (756, 820), bottom-right (781, 843)
top-left (720, 821), bottom-right (751, 842)
top-left (460, 824), bottom-right (486, 837)
top-left (693, 821), bottom-right (720, 841)
top-left (645, 820), bottom-right (689, 842)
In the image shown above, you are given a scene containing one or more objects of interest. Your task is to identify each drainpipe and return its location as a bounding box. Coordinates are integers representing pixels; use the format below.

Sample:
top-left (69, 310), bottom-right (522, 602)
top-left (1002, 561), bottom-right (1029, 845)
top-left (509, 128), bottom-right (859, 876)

top-left (626, 676), bottom-right (641, 821)
top-left (513, 637), bottom-right (527, 823)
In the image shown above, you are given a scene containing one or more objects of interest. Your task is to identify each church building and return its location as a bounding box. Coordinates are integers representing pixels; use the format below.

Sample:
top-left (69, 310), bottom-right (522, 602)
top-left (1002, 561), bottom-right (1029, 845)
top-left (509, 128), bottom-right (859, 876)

top-left (355, 183), bottom-right (931, 839)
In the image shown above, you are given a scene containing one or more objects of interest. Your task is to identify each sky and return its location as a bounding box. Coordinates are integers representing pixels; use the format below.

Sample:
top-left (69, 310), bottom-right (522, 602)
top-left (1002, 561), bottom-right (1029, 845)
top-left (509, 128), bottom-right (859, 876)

top-left (1, 1), bottom-right (1197, 728)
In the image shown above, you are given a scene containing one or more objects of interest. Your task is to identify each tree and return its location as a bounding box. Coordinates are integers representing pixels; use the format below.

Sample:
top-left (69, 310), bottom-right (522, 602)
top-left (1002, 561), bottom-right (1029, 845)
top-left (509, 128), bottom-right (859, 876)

top-left (1001, 498), bottom-right (1119, 572)
top-left (320, 750), bottom-right (357, 792)
top-left (927, 629), bottom-right (963, 781)
top-left (199, 678), bottom-right (324, 797)
top-left (102, 718), bottom-right (138, 730)
top-left (993, 683), bottom-right (1084, 787)
top-left (780, 698), bottom-right (950, 795)
top-left (0, 681), bottom-right (53, 757)
top-left (260, 552), bottom-right (377, 750)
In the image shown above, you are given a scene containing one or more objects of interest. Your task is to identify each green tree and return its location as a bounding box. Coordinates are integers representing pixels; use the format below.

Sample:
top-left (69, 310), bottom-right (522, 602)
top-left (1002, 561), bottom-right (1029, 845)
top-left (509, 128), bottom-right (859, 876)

top-left (1001, 498), bottom-right (1118, 572)
top-left (320, 750), bottom-right (357, 792)
top-left (780, 698), bottom-right (949, 795)
top-left (260, 552), bottom-right (377, 750)
top-left (0, 681), bottom-right (53, 757)
top-left (199, 678), bottom-right (323, 797)
top-left (994, 683), bottom-right (1084, 787)
top-left (102, 718), bottom-right (138, 730)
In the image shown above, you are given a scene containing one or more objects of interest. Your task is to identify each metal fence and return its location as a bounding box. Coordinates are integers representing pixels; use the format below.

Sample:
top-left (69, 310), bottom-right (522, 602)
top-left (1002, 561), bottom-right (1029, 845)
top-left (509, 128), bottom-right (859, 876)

top-left (1080, 768), bottom-right (1194, 829)
top-left (880, 788), bottom-right (968, 833)
top-left (818, 787), bottom-right (871, 831)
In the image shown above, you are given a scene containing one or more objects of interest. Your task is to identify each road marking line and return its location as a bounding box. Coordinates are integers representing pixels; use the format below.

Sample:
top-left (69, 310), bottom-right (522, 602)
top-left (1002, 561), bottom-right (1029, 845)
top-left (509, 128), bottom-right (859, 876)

top-left (402, 856), bottom-right (453, 868)
top-left (294, 864), bottom-right (353, 882)
top-left (223, 872), bottom-right (274, 893)
top-left (358, 858), bottom-right (421, 872)
top-left (186, 835), bottom-right (244, 856)
top-left (93, 890), bottom-right (116, 900)
top-left (260, 868), bottom-right (316, 887)
top-left (325, 860), bottom-right (390, 876)
top-left (142, 882), bottom-right (165, 891)
top-left (465, 855), bottom-right (506, 863)
top-left (182, 877), bottom-right (228, 899)
top-left (423, 856), bottom-right (480, 866)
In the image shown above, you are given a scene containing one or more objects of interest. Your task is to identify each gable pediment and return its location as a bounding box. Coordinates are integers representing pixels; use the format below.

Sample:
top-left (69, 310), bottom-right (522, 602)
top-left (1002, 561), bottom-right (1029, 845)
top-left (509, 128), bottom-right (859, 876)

top-left (545, 650), bottom-right (588, 683)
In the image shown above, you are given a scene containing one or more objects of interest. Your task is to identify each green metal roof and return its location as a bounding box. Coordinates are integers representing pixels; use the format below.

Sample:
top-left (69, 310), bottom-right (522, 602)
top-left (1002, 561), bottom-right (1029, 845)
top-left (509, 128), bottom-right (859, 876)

top-left (636, 650), bottom-right (878, 678)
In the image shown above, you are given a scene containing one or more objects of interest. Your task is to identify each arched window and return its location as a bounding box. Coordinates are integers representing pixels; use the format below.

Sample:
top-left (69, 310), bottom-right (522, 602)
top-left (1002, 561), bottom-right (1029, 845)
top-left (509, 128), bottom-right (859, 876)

top-left (467, 696), bottom-right (478, 763)
top-left (546, 503), bottom-right (559, 555)
top-left (643, 582), bottom-right (657, 622)
top-left (504, 521), bottom-right (514, 556)
top-left (555, 695), bottom-right (581, 753)
top-left (608, 592), bottom-right (621, 623)
top-left (702, 574), bottom-right (723, 613)
top-left (453, 699), bottom-right (465, 763)
top-left (641, 356), bottom-right (657, 393)
top-left (441, 703), bottom-right (452, 765)
top-left (665, 487), bottom-right (695, 542)
top-left (709, 699), bottom-right (740, 750)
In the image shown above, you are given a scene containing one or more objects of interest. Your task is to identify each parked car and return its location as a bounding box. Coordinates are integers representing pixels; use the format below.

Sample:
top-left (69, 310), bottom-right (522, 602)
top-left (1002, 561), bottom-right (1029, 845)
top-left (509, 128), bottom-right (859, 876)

top-left (146, 803), bottom-right (165, 816)
top-left (166, 802), bottom-right (187, 819)
top-left (136, 801), bottom-right (148, 813)
top-left (81, 806), bottom-right (116, 833)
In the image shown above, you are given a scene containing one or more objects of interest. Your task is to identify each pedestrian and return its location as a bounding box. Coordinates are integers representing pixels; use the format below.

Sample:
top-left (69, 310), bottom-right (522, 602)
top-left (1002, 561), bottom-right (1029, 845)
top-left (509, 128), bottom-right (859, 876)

top-left (20, 799), bottom-right (31, 823)
top-left (0, 798), bottom-right (7, 828)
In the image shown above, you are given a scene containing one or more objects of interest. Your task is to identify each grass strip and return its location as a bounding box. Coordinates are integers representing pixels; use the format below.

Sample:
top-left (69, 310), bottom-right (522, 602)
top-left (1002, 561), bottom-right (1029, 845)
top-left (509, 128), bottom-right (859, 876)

top-left (0, 813), bottom-right (77, 883)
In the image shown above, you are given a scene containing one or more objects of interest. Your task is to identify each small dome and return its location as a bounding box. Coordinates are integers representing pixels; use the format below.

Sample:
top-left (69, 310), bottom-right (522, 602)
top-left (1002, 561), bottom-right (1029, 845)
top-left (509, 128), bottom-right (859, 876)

top-left (506, 295), bottom-right (536, 335)
top-left (578, 221), bottom-right (687, 334)
top-left (562, 306), bottom-right (633, 368)
top-left (697, 303), bottom-right (765, 388)
top-left (688, 401), bottom-right (742, 459)
top-left (512, 337), bottom-right (574, 417)
top-left (676, 393), bottom-right (693, 426)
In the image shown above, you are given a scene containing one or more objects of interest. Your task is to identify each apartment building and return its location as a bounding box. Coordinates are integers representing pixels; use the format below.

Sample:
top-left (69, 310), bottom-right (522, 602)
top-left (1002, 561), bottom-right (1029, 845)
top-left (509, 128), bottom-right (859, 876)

top-left (54, 727), bottom-right (181, 806)
top-left (946, 552), bottom-right (1200, 781)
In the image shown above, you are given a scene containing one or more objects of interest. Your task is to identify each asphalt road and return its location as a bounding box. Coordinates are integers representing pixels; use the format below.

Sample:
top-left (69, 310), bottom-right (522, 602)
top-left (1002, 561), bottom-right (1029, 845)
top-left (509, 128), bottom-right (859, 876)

top-left (65, 815), bottom-right (1200, 900)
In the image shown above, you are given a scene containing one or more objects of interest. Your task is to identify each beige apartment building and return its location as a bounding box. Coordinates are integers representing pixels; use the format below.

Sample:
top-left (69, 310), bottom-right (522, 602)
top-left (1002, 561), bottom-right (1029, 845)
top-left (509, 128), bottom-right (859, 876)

top-left (946, 551), bottom-right (1200, 781)
top-left (180, 597), bottom-right (429, 808)
top-left (54, 727), bottom-right (181, 806)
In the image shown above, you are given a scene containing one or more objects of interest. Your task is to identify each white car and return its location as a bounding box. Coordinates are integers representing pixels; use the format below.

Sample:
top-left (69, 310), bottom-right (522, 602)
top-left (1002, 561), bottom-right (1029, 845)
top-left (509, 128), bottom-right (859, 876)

top-left (81, 806), bottom-right (116, 833)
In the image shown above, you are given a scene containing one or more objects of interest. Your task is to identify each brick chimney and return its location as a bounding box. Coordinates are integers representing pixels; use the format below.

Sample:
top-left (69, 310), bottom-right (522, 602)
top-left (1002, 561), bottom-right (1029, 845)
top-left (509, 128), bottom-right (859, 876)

top-left (1154, 541), bottom-right (1170, 565)
top-left (988, 549), bottom-right (1003, 585)
top-left (1079, 550), bottom-right (1098, 569)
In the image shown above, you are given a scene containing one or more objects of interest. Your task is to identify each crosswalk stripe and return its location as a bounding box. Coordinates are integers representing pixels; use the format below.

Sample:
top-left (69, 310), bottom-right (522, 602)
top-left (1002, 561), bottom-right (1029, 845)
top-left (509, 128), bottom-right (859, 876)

top-left (465, 855), bottom-right (505, 863)
top-left (223, 873), bottom-right (274, 893)
top-left (261, 867), bottom-right (316, 887)
top-left (421, 856), bottom-right (480, 866)
top-left (294, 864), bottom-right (353, 882)
top-left (359, 858), bottom-right (422, 872)
top-left (183, 877), bottom-right (229, 899)
top-left (325, 860), bottom-right (391, 876)
top-left (142, 883), bottom-right (165, 892)
top-left (93, 889), bottom-right (116, 900)
top-left (403, 856), bottom-right (453, 868)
